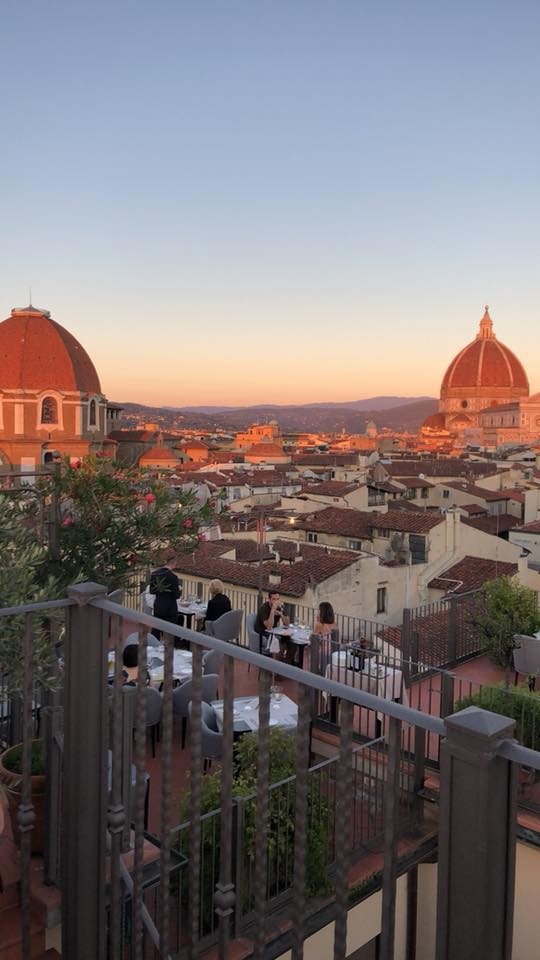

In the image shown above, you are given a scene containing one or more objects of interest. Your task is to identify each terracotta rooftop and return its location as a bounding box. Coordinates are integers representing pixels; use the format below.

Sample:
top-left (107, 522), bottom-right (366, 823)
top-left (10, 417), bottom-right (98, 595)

top-left (512, 519), bottom-right (540, 534)
top-left (139, 445), bottom-right (179, 464)
top-left (247, 443), bottom-right (287, 456)
top-left (461, 513), bottom-right (521, 536)
top-left (292, 453), bottom-right (360, 466)
top-left (382, 459), bottom-right (498, 479)
top-left (458, 503), bottom-right (489, 516)
top-left (398, 477), bottom-right (434, 489)
top-left (370, 509), bottom-right (444, 534)
top-left (296, 506), bottom-right (443, 538)
top-left (428, 556), bottom-right (518, 595)
top-left (171, 540), bottom-right (362, 597)
top-left (443, 481), bottom-right (525, 503)
top-left (302, 481), bottom-right (362, 496)
top-left (368, 480), bottom-right (405, 494)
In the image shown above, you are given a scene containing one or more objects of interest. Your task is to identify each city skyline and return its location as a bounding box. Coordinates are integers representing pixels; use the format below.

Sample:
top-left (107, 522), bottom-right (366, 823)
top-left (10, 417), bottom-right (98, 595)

top-left (2, 2), bottom-right (539, 406)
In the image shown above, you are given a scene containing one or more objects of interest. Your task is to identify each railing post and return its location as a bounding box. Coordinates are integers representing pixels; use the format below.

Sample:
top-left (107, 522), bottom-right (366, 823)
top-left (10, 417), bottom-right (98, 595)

top-left (436, 706), bottom-right (517, 960)
top-left (62, 582), bottom-right (109, 960)
top-left (401, 608), bottom-right (412, 685)
top-left (42, 689), bottom-right (63, 885)
top-left (447, 598), bottom-right (458, 665)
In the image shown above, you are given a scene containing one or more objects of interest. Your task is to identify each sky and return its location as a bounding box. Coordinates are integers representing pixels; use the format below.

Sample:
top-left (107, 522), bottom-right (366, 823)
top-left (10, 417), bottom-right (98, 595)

top-left (1, 1), bottom-right (539, 407)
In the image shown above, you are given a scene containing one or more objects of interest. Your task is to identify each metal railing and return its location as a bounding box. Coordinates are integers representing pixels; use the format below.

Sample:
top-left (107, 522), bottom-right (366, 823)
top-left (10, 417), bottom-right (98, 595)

top-left (0, 585), bottom-right (536, 960)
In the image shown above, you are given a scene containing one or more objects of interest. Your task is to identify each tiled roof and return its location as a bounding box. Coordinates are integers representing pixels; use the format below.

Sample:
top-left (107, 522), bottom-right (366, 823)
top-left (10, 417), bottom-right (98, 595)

top-left (443, 481), bottom-right (526, 503)
top-left (292, 453), bottom-right (360, 466)
top-left (384, 459), bottom-right (497, 479)
top-left (461, 514), bottom-right (520, 535)
top-left (458, 503), bottom-right (488, 515)
top-left (302, 481), bottom-right (361, 496)
top-left (139, 445), bottom-right (179, 463)
top-left (399, 477), bottom-right (434, 489)
top-left (247, 443), bottom-right (287, 456)
top-left (368, 480), bottom-right (405, 494)
top-left (171, 540), bottom-right (362, 597)
top-left (386, 499), bottom-right (424, 512)
top-left (179, 439), bottom-right (209, 450)
top-left (512, 520), bottom-right (540, 534)
top-left (370, 510), bottom-right (443, 534)
top-left (297, 506), bottom-right (443, 538)
top-left (296, 507), bottom-right (373, 538)
top-left (428, 556), bottom-right (518, 594)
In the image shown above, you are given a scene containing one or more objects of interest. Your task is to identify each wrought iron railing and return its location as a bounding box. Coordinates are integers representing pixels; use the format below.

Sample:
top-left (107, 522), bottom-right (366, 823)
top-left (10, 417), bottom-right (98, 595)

top-left (0, 585), bottom-right (537, 960)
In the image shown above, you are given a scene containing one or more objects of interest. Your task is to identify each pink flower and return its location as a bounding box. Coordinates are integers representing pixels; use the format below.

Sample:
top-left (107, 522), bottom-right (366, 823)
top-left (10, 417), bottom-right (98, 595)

top-left (63, 517), bottom-right (73, 526)
top-left (145, 493), bottom-right (155, 504)
top-left (184, 517), bottom-right (193, 528)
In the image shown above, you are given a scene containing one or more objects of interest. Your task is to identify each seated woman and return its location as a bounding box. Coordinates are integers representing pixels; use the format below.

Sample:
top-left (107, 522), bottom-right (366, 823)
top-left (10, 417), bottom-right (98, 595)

top-left (203, 579), bottom-right (231, 630)
top-left (313, 601), bottom-right (337, 638)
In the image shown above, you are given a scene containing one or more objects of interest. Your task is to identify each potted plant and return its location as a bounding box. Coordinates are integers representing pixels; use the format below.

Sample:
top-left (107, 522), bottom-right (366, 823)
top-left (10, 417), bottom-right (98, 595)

top-left (0, 741), bottom-right (46, 853)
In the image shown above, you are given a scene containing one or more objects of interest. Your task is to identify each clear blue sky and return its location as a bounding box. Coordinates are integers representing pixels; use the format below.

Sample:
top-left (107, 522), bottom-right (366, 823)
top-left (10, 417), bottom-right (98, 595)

top-left (1, 1), bottom-right (539, 406)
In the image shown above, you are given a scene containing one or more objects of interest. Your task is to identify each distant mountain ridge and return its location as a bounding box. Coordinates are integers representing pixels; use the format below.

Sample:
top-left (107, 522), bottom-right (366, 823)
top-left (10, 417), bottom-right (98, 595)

top-left (167, 396), bottom-right (433, 414)
top-left (116, 396), bottom-right (438, 433)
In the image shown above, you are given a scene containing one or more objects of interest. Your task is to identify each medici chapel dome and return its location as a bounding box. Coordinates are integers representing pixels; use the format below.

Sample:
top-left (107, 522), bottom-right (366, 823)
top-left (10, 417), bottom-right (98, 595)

top-left (0, 304), bottom-right (102, 394)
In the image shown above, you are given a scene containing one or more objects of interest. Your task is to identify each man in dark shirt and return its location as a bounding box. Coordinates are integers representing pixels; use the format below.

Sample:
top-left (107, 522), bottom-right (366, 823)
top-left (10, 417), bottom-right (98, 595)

top-left (254, 590), bottom-right (289, 655)
top-left (149, 556), bottom-right (180, 642)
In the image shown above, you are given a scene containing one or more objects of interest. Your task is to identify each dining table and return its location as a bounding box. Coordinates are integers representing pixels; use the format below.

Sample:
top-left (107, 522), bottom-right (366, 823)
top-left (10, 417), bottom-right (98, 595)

top-left (108, 647), bottom-right (192, 687)
top-left (324, 654), bottom-right (408, 735)
top-left (212, 693), bottom-right (298, 734)
top-left (143, 591), bottom-right (207, 629)
top-left (269, 625), bottom-right (312, 668)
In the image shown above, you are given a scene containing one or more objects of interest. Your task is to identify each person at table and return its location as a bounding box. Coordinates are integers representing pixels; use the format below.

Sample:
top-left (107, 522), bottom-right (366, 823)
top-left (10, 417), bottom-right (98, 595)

top-left (149, 554), bottom-right (181, 642)
top-left (121, 643), bottom-right (139, 685)
top-left (254, 590), bottom-right (290, 656)
top-left (203, 579), bottom-right (232, 631)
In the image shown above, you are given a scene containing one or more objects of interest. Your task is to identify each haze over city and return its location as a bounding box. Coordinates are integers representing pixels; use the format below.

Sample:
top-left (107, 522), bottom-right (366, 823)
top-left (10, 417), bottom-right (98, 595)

top-left (1, 1), bottom-right (539, 406)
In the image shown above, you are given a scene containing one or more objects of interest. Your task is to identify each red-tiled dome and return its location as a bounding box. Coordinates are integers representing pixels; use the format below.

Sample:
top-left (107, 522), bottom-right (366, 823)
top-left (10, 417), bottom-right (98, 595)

top-left (0, 305), bottom-right (101, 393)
top-left (421, 412), bottom-right (447, 431)
top-left (441, 308), bottom-right (528, 398)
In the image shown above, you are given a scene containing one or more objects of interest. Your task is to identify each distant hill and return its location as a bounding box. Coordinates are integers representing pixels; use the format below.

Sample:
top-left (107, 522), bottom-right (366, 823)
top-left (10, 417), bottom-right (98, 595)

top-left (116, 397), bottom-right (438, 433)
top-left (175, 396), bottom-right (433, 415)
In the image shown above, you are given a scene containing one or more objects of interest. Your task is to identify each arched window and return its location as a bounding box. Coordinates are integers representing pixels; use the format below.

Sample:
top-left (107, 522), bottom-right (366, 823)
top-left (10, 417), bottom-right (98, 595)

top-left (89, 398), bottom-right (97, 426)
top-left (41, 396), bottom-right (58, 424)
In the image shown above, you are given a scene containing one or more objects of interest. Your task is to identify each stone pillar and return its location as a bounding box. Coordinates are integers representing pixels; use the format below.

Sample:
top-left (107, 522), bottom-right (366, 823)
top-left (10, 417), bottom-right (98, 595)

top-left (436, 706), bottom-right (517, 960)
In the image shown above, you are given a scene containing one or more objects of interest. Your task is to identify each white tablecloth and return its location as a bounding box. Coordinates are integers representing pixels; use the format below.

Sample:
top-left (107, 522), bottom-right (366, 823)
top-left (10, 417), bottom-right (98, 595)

top-left (143, 591), bottom-right (207, 619)
top-left (269, 626), bottom-right (311, 654)
top-left (324, 662), bottom-right (409, 707)
top-left (108, 648), bottom-right (192, 686)
top-left (212, 694), bottom-right (298, 733)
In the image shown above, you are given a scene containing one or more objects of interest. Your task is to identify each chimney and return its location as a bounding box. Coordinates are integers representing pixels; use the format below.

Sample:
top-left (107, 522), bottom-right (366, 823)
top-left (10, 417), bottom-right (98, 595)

top-left (268, 568), bottom-right (282, 588)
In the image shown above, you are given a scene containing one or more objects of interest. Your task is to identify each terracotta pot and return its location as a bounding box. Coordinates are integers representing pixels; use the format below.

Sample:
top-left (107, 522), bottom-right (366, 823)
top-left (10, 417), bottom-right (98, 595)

top-left (0, 744), bottom-right (46, 854)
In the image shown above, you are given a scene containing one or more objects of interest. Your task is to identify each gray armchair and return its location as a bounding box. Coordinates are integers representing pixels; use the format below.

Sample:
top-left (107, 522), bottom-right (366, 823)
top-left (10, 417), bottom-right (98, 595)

top-left (202, 648), bottom-right (223, 677)
top-left (172, 674), bottom-right (219, 748)
top-left (513, 634), bottom-right (540, 691)
top-left (207, 609), bottom-right (243, 644)
top-left (246, 611), bottom-right (271, 666)
top-left (188, 700), bottom-right (223, 770)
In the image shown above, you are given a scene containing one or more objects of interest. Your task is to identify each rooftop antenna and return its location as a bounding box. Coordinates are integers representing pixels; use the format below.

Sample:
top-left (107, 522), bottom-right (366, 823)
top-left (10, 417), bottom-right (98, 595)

top-left (28, 286), bottom-right (32, 307)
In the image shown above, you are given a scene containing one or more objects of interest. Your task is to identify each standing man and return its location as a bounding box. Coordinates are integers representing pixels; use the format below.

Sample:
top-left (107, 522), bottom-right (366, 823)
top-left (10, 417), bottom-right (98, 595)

top-left (254, 589), bottom-right (290, 656)
top-left (149, 552), bottom-right (181, 643)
